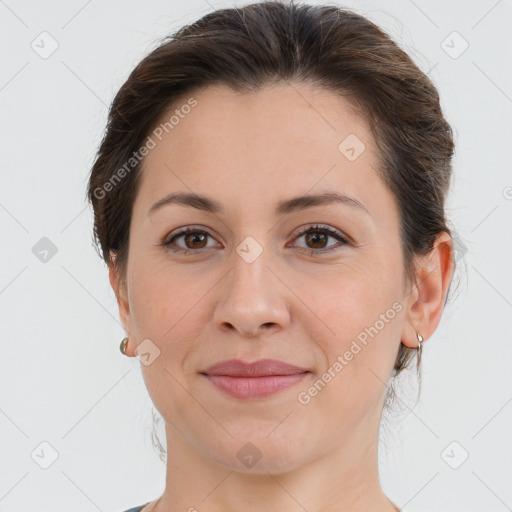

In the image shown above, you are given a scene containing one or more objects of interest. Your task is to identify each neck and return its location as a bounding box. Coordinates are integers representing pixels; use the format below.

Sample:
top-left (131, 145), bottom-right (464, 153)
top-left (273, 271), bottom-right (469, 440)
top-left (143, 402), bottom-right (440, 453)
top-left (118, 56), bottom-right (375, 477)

top-left (152, 416), bottom-right (397, 512)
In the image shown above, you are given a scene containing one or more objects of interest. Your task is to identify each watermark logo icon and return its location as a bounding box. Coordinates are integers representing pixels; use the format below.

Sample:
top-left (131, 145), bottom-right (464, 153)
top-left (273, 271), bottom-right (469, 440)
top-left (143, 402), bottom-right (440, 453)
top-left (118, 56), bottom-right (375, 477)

top-left (134, 338), bottom-right (161, 366)
top-left (338, 134), bottom-right (366, 161)
top-left (31, 441), bottom-right (59, 469)
top-left (236, 236), bottom-right (263, 263)
top-left (32, 237), bottom-right (58, 263)
top-left (441, 440), bottom-right (469, 469)
top-left (31, 31), bottom-right (59, 59)
top-left (441, 31), bottom-right (469, 59)
top-left (237, 442), bottom-right (263, 468)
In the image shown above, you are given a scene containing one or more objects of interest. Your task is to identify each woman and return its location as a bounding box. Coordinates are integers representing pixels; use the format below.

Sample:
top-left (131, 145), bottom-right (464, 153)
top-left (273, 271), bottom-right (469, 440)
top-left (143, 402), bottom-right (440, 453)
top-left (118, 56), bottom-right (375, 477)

top-left (87, 1), bottom-right (455, 511)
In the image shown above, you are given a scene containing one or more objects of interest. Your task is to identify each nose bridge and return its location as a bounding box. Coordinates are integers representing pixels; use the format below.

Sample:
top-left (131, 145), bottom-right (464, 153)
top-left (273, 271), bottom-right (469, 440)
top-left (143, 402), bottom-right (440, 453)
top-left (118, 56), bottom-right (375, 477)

top-left (213, 236), bottom-right (290, 337)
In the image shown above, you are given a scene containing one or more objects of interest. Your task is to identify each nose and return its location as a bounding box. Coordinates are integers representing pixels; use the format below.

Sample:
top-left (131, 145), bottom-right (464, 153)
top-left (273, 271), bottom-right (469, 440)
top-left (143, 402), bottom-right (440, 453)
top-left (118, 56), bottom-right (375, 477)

top-left (213, 247), bottom-right (291, 339)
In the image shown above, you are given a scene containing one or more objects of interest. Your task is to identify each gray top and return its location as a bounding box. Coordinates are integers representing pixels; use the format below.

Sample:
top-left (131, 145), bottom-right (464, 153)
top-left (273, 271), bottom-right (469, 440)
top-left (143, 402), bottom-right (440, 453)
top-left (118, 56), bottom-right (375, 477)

top-left (121, 504), bottom-right (149, 512)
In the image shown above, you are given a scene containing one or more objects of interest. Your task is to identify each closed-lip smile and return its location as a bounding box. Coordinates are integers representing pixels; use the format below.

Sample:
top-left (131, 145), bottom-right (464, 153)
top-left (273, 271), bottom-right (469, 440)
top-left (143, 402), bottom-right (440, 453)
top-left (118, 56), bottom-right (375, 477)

top-left (200, 358), bottom-right (311, 399)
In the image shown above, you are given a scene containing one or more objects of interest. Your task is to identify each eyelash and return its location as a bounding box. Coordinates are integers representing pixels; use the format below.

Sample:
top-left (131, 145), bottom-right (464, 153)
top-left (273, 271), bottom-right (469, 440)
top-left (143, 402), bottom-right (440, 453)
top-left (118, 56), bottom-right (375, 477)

top-left (159, 224), bottom-right (350, 256)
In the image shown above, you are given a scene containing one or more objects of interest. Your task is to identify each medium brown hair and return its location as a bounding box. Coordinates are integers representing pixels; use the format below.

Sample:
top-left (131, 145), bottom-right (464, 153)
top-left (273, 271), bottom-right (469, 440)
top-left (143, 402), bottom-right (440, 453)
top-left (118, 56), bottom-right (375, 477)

top-left (87, 0), bottom-right (455, 391)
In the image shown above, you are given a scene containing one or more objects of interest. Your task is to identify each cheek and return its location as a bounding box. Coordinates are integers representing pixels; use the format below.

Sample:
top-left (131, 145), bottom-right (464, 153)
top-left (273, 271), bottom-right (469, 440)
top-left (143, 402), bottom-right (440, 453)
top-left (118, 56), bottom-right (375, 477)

top-left (128, 257), bottom-right (205, 337)
top-left (130, 264), bottom-right (208, 419)
top-left (300, 257), bottom-right (404, 371)
top-left (297, 274), bottom-right (403, 432)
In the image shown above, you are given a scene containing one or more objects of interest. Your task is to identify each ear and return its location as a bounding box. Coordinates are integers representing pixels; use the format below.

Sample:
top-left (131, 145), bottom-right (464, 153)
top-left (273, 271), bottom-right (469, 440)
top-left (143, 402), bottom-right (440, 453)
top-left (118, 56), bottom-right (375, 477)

top-left (401, 231), bottom-right (455, 348)
top-left (108, 253), bottom-right (135, 356)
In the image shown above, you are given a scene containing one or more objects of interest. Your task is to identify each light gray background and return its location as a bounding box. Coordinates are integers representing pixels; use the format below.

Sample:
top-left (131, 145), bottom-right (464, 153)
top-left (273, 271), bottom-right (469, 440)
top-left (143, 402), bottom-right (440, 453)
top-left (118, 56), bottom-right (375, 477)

top-left (1, 0), bottom-right (511, 511)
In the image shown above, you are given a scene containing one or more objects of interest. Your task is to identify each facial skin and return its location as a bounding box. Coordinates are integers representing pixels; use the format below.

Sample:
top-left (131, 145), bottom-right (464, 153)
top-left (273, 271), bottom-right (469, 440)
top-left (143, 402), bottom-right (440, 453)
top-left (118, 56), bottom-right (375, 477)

top-left (109, 82), bottom-right (454, 512)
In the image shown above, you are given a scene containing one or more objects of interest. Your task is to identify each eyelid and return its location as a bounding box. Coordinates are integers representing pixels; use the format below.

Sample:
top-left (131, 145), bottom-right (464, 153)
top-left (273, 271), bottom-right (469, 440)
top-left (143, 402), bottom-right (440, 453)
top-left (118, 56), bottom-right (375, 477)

top-left (293, 223), bottom-right (349, 242)
top-left (288, 223), bottom-right (350, 252)
top-left (161, 225), bottom-right (220, 248)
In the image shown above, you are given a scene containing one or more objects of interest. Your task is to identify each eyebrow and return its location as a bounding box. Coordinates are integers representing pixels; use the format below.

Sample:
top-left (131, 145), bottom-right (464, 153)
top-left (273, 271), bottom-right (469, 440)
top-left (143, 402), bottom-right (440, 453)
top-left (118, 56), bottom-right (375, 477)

top-left (148, 191), bottom-right (370, 216)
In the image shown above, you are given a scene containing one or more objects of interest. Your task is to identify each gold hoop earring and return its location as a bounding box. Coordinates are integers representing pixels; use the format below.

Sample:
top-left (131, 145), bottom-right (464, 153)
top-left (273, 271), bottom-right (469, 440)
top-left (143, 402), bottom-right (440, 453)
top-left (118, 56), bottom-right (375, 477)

top-left (120, 337), bottom-right (129, 355)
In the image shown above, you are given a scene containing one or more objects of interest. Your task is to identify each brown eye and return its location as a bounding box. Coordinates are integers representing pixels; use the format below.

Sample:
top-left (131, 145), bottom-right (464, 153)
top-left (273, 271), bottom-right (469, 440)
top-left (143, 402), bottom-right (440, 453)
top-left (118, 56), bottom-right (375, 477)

top-left (161, 226), bottom-right (217, 253)
top-left (304, 231), bottom-right (328, 249)
top-left (182, 231), bottom-right (208, 249)
top-left (293, 225), bottom-right (349, 254)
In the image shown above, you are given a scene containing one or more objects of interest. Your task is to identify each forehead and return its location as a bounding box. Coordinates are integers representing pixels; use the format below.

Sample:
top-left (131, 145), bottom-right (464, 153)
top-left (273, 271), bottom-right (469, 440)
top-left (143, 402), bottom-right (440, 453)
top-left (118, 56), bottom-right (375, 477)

top-left (133, 82), bottom-right (389, 219)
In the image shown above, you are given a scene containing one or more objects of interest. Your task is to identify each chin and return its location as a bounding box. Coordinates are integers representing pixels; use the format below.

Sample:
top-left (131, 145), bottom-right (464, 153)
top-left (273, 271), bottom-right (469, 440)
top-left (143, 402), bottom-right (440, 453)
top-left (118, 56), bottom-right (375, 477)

top-left (205, 433), bottom-right (309, 475)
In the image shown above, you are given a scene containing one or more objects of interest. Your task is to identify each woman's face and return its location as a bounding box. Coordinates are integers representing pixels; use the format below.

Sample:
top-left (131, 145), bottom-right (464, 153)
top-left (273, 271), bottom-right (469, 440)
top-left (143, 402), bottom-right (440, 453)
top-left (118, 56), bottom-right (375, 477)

top-left (115, 82), bottom-right (414, 472)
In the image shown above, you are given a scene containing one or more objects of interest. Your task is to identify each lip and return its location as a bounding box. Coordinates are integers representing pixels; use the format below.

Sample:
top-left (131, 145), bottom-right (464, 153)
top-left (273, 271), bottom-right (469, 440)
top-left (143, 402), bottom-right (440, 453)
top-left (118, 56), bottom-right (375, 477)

top-left (202, 358), bottom-right (310, 377)
top-left (200, 359), bottom-right (311, 399)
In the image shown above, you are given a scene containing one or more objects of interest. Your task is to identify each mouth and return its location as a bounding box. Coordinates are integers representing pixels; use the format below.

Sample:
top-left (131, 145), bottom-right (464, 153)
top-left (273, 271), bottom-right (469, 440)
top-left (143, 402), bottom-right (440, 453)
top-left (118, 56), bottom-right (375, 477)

top-left (200, 358), bottom-right (311, 399)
